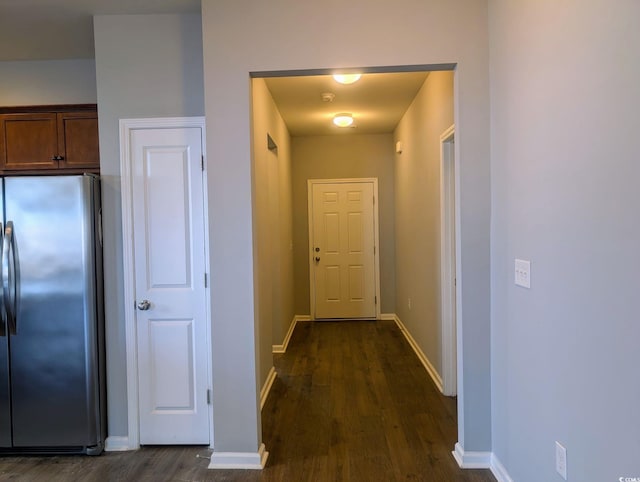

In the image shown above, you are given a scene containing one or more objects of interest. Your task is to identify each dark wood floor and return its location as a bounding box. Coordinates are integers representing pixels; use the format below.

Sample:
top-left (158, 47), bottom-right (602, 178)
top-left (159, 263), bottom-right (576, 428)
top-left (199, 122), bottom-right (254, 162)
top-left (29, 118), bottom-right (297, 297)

top-left (0, 320), bottom-right (495, 481)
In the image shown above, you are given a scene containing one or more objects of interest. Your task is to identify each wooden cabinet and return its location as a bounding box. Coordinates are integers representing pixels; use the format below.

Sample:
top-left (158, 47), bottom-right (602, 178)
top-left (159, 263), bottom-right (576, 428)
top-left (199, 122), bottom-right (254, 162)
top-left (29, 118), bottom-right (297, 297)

top-left (0, 105), bottom-right (99, 173)
top-left (57, 111), bottom-right (100, 170)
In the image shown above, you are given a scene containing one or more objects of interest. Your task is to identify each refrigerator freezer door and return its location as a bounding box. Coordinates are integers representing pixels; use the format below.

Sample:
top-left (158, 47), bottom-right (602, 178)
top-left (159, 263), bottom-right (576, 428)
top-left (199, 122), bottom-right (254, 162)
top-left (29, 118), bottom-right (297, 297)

top-left (0, 181), bottom-right (10, 448)
top-left (0, 304), bottom-right (8, 447)
top-left (5, 176), bottom-right (101, 448)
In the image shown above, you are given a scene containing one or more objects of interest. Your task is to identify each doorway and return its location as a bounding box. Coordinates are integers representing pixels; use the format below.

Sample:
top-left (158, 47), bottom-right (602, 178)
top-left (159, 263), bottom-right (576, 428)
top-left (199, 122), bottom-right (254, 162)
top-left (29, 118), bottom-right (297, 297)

top-left (119, 117), bottom-right (212, 449)
top-left (251, 67), bottom-right (459, 460)
top-left (307, 178), bottom-right (380, 320)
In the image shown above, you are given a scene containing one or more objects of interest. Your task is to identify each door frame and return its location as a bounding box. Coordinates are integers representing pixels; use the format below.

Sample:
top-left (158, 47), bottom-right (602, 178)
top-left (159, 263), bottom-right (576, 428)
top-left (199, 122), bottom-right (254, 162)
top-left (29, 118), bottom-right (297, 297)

top-left (307, 177), bottom-right (381, 320)
top-left (117, 117), bottom-right (213, 450)
top-left (440, 124), bottom-right (457, 396)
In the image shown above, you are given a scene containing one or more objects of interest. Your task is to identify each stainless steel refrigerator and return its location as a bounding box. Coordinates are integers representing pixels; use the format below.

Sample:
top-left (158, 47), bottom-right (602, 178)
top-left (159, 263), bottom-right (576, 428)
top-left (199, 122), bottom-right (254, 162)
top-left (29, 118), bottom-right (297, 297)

top-left (0, 174), bottom-right (105, 455)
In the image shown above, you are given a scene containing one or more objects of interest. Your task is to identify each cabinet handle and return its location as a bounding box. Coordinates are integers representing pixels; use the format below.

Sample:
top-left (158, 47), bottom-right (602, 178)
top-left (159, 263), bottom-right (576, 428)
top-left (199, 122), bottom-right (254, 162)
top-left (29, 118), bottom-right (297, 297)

top-left (51, 155), bottom-right (64, 161)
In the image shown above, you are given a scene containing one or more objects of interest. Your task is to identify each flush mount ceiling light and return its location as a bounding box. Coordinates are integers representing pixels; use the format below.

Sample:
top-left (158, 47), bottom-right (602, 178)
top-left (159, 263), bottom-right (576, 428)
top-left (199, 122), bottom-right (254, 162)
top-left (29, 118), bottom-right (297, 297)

top-left (333, 113), bottom-right (354, 127)
top-left (332, 73), bottom-right (362, 85)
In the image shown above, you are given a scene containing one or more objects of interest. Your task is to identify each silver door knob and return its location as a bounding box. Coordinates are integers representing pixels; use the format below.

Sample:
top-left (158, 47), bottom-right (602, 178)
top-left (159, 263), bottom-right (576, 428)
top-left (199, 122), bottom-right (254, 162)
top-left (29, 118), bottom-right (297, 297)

top-left (137, 300), bottom-right (151, 311)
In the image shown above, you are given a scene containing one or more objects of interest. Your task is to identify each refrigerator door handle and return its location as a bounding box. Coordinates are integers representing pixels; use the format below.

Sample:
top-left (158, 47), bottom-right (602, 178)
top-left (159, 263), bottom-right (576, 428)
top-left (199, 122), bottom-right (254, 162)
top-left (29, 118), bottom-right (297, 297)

top-left (2, 221), bottom-right (16, 335)
top-left (0, 221), bottom-right (4, 337)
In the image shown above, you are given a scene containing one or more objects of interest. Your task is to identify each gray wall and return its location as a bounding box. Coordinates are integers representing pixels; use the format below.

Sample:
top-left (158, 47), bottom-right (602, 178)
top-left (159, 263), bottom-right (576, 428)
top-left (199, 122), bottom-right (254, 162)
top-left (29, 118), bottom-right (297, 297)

top-left (251, 78), bottom-right (295, 389)
top-left (202, 0), bottom-right (490, 455)
top-left (291, 134), bottom-right (396, 315)
top-left (0, 59), bottom-right (97, 106)
top-left (93, 13), bottom-right (205, 438)
top-left (394, 71), bottom-right (454, 377)
top-left (489, 0), bottom-right (640, 480)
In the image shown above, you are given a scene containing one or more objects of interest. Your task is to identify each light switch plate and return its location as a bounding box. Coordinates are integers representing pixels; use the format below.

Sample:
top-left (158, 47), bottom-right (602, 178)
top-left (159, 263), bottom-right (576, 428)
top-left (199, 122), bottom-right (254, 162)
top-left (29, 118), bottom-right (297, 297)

top-left (555, 441), bottom-right (567, 480)
top-left (515, 259), bottom-right (531, 288)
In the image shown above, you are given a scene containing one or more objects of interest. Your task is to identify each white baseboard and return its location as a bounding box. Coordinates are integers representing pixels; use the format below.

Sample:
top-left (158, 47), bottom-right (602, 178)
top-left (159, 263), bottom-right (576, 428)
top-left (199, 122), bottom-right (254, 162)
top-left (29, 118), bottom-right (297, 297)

top-left (260, 366), bottom-right (277, 410)
top-left (490, 453), bottom-right (514, 482)
top-left (392, 314), bottom-right (444, 392)
top-left (379, 313), bottom-right (396, 321)
top-left (105, 436), bottom-right (133, 452)
top-left (272, 315), bottom-right (301, 353)
top-left (451, 444), bottom-right (514, 481)
top-left (208, 443), bottom-right (269, 470)
top-left (452, 442), bottom-right (491, 468)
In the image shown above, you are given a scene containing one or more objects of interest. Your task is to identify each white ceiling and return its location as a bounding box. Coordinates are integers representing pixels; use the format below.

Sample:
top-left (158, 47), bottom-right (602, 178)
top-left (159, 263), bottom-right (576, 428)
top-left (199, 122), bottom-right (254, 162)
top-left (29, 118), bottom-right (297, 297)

top-left (264, 72), bottom-right (429, 136)
top-left (0, 0), bottom-right (433, 136)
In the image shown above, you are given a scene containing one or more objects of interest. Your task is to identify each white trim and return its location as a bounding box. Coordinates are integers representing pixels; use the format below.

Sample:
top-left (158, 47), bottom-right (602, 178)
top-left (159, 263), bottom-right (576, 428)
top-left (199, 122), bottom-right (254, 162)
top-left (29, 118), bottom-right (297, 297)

top-left (200, 120), bottom-right (214, 449)
top-left (307, 178), bottom-right (381, 321)
top-left (451, 445), bottom-right (514, 482)
top-left (260, 367), bottom-right (277, 410)
top-left (379, 313), bottom-right (396, 321)
top-left (119, 118), bottom-right (140, 451)
top-left (208, 443), bottom-right (269, 470)
top-left (295, 314), bottom-right (311, 322)
top-left (272, 315), bottom-right (298, 353)
top-left (490, 454), bottom-right (515, 482)
top-left (104, 436), bottom-right (133, 452)
top-left (393, 315), bottom-right (443, 392)
top-left (452, 443), bottom-right (491, 469)
top-left (440, 124), bottom-right (457, 397)
top-left (119, 116), bottom-right (212, 450)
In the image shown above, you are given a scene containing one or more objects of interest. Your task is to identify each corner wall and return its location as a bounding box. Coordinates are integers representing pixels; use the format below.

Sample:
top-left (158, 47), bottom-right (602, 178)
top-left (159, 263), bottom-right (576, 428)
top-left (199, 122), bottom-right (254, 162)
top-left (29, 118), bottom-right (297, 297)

top-left (489, 1), bottom-right (640, 480)
top-left (394, 71), bottom-right (454, 378)
top-left (202, 0), bottom-right (490, 455)
top-left (291, 134), bottom-right (396, 315)
top-left (93, 13), bottom-right (205, 439)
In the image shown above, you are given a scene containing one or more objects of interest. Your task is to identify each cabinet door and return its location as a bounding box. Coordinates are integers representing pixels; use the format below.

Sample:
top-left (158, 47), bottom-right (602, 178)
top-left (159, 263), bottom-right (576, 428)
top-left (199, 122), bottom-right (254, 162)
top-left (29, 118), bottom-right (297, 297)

top-left (0, 113), bottom-right (59, 170)
top-left (57, 112), bottom-right (100, 170)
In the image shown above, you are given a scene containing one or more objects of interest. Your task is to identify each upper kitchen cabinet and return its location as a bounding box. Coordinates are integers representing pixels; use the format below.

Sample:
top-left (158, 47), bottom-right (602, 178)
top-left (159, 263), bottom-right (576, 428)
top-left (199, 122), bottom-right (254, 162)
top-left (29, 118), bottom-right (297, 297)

top-left (0, 105), bottom-right (100, 174)
top-left (0, 113), bottom-right (58, 170)
top-left (57, 111), bottom-right (100, 170)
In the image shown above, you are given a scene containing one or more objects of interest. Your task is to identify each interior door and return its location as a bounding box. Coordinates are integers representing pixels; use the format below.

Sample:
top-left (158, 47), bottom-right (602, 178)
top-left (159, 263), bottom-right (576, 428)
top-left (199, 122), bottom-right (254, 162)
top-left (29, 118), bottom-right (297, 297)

top-left (310, 181), bottom-right (377, 319)
top-left (130, 127), bottom-right (209, 445)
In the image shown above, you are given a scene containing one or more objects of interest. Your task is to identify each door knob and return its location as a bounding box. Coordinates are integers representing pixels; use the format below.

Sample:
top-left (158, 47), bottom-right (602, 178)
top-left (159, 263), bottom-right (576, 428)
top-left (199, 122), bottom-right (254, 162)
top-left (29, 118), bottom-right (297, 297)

top-left (315, 256), bottom-right (321, 262)
top-left (137, 300), bottom-right (151, 311)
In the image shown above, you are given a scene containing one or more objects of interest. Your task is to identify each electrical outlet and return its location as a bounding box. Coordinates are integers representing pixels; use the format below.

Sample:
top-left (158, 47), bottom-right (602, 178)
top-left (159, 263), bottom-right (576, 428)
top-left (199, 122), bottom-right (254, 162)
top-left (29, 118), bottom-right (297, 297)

top-left (408, 298), bottom-right (412, 310)
top-left (555, 441), bottom-right (567, 480)
top-left (515, 258), bottom-right (531, 288)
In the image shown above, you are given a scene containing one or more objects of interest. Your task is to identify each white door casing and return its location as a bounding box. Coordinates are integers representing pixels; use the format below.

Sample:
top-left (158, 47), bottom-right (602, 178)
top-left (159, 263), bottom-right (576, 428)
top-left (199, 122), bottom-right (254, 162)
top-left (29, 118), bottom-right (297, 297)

top-left (308, 179), bottom-right (380, 320)
top-left (119, 118), bottom-right (212, 449)
top-left (440, 124), bottom-right (457, 396)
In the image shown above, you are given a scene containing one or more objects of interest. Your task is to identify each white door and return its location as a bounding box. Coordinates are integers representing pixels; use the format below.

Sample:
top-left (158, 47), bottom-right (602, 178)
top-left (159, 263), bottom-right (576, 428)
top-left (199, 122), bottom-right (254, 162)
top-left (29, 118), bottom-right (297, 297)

top-left (309, 180), bottom-right (378, 319)
top-left (130, 127), bottom-right (210, 444)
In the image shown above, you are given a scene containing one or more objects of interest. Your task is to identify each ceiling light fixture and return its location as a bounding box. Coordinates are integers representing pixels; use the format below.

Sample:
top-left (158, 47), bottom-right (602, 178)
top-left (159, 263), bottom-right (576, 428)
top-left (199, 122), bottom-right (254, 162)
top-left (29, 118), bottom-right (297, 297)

top-left (333, 73), bottom-right (362, 85)
top-left (333, 113), bottom-right (354, 128)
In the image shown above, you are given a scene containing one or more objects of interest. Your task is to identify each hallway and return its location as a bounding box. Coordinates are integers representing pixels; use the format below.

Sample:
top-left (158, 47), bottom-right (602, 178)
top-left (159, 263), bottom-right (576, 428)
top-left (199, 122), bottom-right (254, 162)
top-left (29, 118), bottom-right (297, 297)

top-left (261, 319), bottom-right (495, 481)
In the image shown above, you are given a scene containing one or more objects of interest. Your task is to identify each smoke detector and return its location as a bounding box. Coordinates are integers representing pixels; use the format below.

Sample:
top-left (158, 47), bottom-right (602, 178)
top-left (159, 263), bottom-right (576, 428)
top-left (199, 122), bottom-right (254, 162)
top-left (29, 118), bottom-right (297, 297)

top-left (321, 92), bottom-right (335, 103)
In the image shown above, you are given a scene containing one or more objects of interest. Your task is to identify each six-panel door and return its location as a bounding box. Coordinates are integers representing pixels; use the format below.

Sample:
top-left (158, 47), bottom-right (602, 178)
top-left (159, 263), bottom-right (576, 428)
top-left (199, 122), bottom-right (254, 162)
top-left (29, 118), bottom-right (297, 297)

top-left (311, 181), bottom-right (377, 319)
